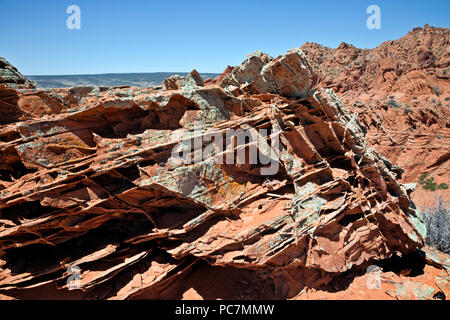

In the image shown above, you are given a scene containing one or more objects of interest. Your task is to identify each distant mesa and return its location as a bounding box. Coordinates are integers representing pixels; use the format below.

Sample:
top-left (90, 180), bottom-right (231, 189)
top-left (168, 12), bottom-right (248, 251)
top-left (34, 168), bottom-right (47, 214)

top-left (26, 72), bottom-right (220, 89)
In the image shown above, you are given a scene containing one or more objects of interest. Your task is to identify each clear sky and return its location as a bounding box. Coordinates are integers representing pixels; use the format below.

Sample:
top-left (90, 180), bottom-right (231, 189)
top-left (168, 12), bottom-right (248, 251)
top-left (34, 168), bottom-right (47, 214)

top-left (1, 0), bottom-right (449, 75)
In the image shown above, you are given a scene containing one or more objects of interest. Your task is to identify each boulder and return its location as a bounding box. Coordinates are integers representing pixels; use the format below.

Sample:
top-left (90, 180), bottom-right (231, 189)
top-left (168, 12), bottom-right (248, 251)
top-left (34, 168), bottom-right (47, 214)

top-left (0, 57), bottom-right (35, 89)
top-left (221, 48), bottom-right (315, 98)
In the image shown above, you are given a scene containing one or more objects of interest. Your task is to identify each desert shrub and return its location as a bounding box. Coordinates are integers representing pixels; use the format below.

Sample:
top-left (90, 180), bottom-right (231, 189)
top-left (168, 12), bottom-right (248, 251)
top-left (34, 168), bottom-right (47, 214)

top-left (419, 173), bottom-right (428, 183)
top-left (445, 97), bottom-right (450, 101)
top-left (432, 86), bottom-right (440, 97)
top-left (422, 196), bottom-right (450, 254)
top-left (404, 104), bottom-right (413, 114)
top-left (423, 177), bottom-right (438, 191)
top-left (443, 69), bottom-right (447, 75)
top-left (387, 99), bottom-right (401, 108)
top-left (418, 174), bottom-right (448, 191)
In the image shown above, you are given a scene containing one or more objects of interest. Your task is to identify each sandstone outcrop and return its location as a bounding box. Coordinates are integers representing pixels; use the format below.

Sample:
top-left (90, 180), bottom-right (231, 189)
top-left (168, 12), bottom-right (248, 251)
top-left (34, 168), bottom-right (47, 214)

top-left (297, 245), bottom-right (449, 300)
top-left (0, 58), bottom-right (38, 126)
top-left (0, 47), bottom-right (433, 300)
top-left (0, 58), bottom-right (35, 89)
top-left (221, 49), bottom-right (315, 98)
top-left (301, 25), bottom-right (450, 207)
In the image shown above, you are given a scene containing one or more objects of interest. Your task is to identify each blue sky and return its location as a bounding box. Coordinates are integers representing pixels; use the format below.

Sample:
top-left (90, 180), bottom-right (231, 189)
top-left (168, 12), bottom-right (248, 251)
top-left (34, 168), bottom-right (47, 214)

top-left (0, 0), bottom-right (449, 75)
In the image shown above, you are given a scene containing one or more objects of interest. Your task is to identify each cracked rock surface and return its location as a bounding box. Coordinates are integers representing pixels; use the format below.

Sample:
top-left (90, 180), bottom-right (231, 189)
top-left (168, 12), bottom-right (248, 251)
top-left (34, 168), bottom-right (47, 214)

top-left (0, 48), bottom-right (433, 300)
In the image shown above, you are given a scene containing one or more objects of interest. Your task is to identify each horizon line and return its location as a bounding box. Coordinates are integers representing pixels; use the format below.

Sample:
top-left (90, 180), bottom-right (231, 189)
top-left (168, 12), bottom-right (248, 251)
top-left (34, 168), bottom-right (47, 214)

top-left (26, 71), bottom-right (221, 77)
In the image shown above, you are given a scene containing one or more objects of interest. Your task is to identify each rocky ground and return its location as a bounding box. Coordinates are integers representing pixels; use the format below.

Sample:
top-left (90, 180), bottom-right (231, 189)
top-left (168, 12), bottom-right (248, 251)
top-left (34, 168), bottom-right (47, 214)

top-left (0, 26), bottom-right (448, 300)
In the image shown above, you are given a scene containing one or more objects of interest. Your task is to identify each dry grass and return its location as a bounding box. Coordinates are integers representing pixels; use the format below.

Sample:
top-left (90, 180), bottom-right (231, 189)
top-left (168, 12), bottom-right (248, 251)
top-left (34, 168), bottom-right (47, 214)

top-left (422, 195), bottom-right (450, 254)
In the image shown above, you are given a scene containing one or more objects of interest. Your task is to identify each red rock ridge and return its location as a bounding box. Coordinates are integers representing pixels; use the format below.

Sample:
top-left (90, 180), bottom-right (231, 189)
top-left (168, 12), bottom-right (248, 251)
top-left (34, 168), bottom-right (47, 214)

top-left (0, 48), bottom-right (429, 300)
top-left (301, 24), bottom-right (449, 208)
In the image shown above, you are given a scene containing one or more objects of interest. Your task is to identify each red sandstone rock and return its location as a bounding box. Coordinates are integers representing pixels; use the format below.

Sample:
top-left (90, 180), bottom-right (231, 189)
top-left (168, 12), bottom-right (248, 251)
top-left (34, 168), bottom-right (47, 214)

top-left (301, 24), bottom-right (450, 208)
top-left (0, 26), bottom-right (448, 300)
top-left (0, 58), bottom-right (36, 90)
top-left (221, 49), bottom-right (315, 98)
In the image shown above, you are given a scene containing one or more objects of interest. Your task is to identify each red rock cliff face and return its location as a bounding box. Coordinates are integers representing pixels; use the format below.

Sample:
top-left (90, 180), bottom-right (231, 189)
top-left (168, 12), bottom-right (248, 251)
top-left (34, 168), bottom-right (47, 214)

top-left (0, 48), bottom-right (431, 300)
top-left (301, 25), bottom-right (449, 208)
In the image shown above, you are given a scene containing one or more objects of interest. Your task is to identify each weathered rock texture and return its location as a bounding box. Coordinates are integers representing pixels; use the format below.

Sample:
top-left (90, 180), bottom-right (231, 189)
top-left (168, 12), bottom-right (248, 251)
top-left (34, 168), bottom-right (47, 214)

top-left (0, 47), bottom-right (433, 300)
top-left (220, 49), bottom-right (315, 98)
top-left (0, 58), bottom-right (35, 89)
top-left (297, 246), bottom-right (449, 300)
top-left (301, 24), bottom-right (449, 207)
top-left (0, 58), bottom-right (38, 126)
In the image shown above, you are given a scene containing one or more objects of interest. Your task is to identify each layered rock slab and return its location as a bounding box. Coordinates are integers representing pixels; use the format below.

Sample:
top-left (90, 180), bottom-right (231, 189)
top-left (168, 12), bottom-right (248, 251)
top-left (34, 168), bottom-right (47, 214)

top-left (0, 57), bottom-right (35, 89)
top-left (0, 50), bottom-right (425, 299)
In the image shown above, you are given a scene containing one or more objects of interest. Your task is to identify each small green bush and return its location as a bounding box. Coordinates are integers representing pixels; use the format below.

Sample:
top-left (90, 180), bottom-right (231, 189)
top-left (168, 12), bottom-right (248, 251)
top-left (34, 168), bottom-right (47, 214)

top-left (418, 174), bottom-right (449, 191)
top-left (423, 177), bottom-right (438, 191)
top-left (387, 99), bottom-right (401, 108)
top-left (432, 86), bottom-right (440, 97)
top-left (419, 173), bottom-right (429, 183)
top-left (404, 104), bottom-right (413, 114)
top-left (438, 183), bottom-right (449, 190)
